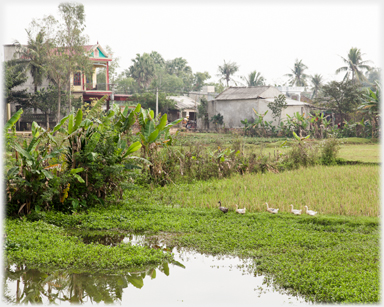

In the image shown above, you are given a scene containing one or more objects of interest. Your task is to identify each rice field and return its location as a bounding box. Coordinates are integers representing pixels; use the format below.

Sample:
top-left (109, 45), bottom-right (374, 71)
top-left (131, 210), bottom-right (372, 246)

top-left (151, 164), bottom-right (380, 217)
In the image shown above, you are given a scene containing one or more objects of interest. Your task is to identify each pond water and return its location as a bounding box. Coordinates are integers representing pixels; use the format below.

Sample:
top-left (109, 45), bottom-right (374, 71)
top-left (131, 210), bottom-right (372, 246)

top-left (3, 233), bottom-right (311, 306)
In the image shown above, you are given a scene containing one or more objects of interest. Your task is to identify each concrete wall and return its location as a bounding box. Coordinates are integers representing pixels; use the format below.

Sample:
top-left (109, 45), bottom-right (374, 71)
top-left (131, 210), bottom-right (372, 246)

top-left (208, 99), bottom-right (260, 128)
top-left (208, 97), bottom-right (312, 129)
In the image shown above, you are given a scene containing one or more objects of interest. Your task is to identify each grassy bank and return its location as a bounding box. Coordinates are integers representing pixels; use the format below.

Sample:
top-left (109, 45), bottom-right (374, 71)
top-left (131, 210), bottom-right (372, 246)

top-left (6, 198), bottom-right (379, 303)
top-left (4, 164), bottom-right (380, 303)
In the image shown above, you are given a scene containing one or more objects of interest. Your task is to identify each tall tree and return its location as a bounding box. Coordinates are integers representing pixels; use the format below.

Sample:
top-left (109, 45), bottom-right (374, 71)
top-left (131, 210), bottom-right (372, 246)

top-left (320, 80), bottom-right (363, 123)
top-left (165, 57), bottom-right (192, 76)
top-left (129, 53), bottom-right (156, 91)
top-left (241, 70), bottom-right (265, 87)
top-left (193, 71), bottom-right (211, 91)
top-left (15, 30), bottom-right (47, 97)
top-left (57, 2), bottom-right (91, 112)
top-left (285, 59), bottom-right (308, 86)
top-left (310, 74), bottom-right (323, 99)
top-left (217, 60), bottom-right (239, 87)
top-left (4, 60), bottom-right (30, 107)
top-left (335, 48), bottom-right (372, 84)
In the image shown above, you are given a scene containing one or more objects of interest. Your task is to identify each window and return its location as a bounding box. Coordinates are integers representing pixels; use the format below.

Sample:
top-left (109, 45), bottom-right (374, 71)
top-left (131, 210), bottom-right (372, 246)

top-left (74, 72), bottom-right (81, 86)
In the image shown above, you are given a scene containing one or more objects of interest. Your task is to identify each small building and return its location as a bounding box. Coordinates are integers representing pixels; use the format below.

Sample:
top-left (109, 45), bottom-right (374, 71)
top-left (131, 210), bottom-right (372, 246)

top-left (167, 96), bottom-right (199, 125)
top-left (208, 86), bottom-right (312, 129)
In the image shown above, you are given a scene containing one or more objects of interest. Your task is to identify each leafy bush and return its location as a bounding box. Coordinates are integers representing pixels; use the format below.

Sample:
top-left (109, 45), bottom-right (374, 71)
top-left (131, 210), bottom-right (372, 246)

top-left (319, 134), bottom-right (340, 165)
top-left (5, 97), bottom-right (143, 216)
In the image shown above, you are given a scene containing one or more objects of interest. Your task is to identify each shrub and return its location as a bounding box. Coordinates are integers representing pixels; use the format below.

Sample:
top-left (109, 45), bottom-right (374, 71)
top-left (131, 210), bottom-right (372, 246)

top-left (319, 134), bottom-right (340, 165)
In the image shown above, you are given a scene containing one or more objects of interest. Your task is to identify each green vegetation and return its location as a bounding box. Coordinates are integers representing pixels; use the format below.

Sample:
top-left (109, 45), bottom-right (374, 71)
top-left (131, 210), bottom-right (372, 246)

top-left (5, 219), bottom-right (172, 270)
top-left (4, 105), bottom-right (380, 304)
top-left (5, 166), bottom-right (379, 303)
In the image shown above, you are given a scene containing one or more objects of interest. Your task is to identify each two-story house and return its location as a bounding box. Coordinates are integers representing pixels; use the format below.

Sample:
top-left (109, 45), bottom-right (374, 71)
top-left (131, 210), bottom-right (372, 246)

top-left (4, 42), bottom-right (130, 130)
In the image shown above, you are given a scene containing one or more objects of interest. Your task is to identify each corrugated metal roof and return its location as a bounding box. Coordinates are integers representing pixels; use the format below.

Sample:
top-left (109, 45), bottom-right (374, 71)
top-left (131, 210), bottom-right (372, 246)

top-left (264, 98), bottom-right (311, 106)
top-left (215, 86), bottom-right (273, 100)
top-left (167, 96), bottom-right (198, 110)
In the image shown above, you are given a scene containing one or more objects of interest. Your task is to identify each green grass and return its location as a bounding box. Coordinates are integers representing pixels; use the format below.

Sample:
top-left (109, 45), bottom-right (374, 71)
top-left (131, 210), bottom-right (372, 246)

top-left (4, 219), bottom-right (172, 271)
top-left (338, 144), bottom-right (380, 163)
top-left (149, 165), bottom-right (380, 217)
top-left (8, 190), bottom-right (378, 304)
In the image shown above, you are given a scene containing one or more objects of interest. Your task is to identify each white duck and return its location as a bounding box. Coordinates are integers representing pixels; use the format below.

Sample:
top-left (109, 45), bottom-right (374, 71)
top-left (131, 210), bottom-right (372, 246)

top-left (266, 203), bottom-right (279, 214)
top-left (304, 206), bottom-right (317, 216)
top-left (290, 204), bottom-right (302, 215)
top-left (235, 204), bottom-right (246, 214)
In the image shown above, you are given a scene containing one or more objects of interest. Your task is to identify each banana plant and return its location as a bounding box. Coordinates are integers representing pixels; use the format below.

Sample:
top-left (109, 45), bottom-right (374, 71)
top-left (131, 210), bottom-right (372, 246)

top-left (292, 131), bottom-right (310, 142)
top-left (7, 119), bottom-right (69, 214)
top-left (137, 108), bottom-right (182, 158)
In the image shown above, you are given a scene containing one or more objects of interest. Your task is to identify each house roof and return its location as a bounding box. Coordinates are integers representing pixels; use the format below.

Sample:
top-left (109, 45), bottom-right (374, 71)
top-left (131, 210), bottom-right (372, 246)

top-left (167, 96), bottom-right (198, 110)
top-left (264, 98), bottom-right (311, 107)
top-left (215, 86), bottom-right (276, 100)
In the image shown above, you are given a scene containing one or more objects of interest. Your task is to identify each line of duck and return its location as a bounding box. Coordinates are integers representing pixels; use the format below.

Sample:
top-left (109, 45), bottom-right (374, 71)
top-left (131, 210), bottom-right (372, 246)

top-left (217, 201), bottom-right (317, 216)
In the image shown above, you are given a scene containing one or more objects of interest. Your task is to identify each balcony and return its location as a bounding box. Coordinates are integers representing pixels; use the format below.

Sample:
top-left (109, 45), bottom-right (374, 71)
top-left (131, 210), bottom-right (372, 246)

top-left (85, 83), bottom-right (114, 91)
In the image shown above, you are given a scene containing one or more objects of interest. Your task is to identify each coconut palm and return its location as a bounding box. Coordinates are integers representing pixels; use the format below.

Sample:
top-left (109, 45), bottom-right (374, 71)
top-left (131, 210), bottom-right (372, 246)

top-left (310, 74), bottom-right (323, 99)
top-left (15, 30), bottom-right (47, 94)
top-left (217, 60), bottom-right (239, 87)
top-left (285, 59), bottom-right (308, 86)
top-left (335, 48), bottom-right (372, 83)
top-left (241, 70), bottom-right (265, 87)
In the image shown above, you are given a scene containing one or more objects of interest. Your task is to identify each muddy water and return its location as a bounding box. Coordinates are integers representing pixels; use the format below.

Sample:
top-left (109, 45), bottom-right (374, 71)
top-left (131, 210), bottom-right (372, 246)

top-left (3, 233), bottom-right (311, 306)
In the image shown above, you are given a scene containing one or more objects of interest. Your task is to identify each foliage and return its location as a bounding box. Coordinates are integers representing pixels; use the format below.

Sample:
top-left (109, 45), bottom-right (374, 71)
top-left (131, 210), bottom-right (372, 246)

top-left (241, 70), bottom-right (265, 87)
top-left (193, 71), bottom-right (211, 91)
top-left (5, 97), bottom-right (146, 216)
top-left (210, 113), bottom-right (224, 127)
top-left (129, 53), bottom-right (156, 90)
top-left (310, 74), bottom-right (323, 99)
top-left (267, 94), bottom-right (287, 125)
top-left (358, 81), bottom-right (380, 118)
top-left (319, 134), bottom-right (340, 165)
top-left (217, 60), bottom-right (239, 87)
top-left (197, 96), bottom-right (209, 128)
top-left (15, 29), bottom-right (47, 96)
top-left (5, 219), bottom-right (172, 270)
top-left (6, 119), bottom-right (67, 216)
top-left (131, 92), bottom-right (177, 114)
top-left (335, 47), bottom-right (372, 83)
top-left (320, 80), bottom-right (363, 123)
top-left (6, 168), bottom-right (378, 303)
top-left (285, 59), bottom-right (308, 86)
top-left (4, 60), bottom-right (30, 105)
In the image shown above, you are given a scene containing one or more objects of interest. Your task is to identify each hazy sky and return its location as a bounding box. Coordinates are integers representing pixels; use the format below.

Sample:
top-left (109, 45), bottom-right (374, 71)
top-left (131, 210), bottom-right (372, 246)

top-left (1, 0), bottom-right (383, 87)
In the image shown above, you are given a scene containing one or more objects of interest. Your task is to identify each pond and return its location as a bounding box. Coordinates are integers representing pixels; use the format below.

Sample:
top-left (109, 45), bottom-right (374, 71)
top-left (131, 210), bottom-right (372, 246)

top-left (3, 232), bottom-right (311, 306)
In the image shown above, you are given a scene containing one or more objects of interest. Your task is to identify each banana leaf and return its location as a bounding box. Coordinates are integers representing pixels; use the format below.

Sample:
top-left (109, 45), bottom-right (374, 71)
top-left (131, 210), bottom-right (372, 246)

top-left (4, 108), bottom-right (23, 131)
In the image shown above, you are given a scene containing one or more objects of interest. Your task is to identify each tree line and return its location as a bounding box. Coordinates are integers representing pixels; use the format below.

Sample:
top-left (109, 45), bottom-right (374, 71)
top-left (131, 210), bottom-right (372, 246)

top-left (4, 2), bottom-right (381, 130)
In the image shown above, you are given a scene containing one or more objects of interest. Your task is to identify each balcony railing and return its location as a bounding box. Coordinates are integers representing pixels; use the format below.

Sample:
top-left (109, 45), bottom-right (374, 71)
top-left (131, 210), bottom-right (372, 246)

top-left (85, 83), bottom-right (114, 91)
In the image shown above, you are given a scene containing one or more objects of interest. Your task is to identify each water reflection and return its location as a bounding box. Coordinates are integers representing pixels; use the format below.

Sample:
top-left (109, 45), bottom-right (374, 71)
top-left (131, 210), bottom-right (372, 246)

top-left (3, 261), bottom-right (183, 305)
top-left (3, 233), bottom-right (311, 305)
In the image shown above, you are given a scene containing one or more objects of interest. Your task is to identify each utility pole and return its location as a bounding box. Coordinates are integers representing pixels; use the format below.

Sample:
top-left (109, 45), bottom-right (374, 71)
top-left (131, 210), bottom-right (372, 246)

top-left (156, 87), bottom-right (159, 117)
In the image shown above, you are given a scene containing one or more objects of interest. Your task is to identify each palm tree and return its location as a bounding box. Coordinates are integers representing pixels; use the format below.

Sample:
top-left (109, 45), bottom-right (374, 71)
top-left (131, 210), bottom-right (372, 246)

top-left (129, 53), bottom-right (156, 91)
top-left (241, 70), bottom-right (265, 87)
top-left (217, 60), bottom-right (239, 87)
top-left (15, 30), bottom-right (47, 94)
top-left (285, 59), bottom-right (308, 86)
top-left (15, 30), bottom-right (48, 113)
top-left (335, 48), bottom-right (372, 83)
top-left (310, 74), bottom-right (323, 99)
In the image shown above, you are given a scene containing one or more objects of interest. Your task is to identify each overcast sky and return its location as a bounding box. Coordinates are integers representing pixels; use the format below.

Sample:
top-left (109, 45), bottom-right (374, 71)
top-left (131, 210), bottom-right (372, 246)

top-left (1, 0), bottom-right (383, 87)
